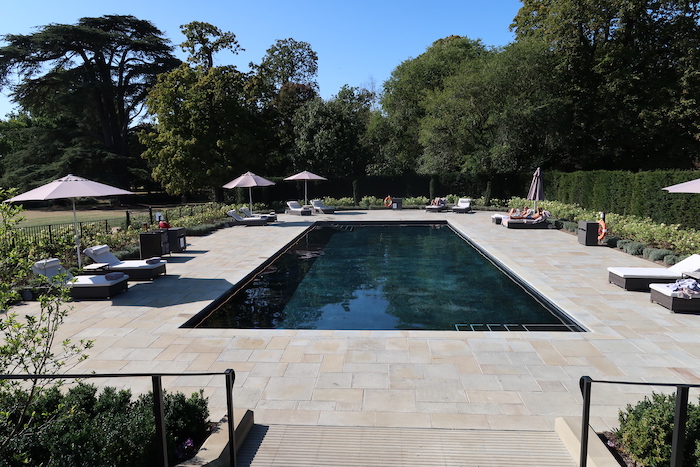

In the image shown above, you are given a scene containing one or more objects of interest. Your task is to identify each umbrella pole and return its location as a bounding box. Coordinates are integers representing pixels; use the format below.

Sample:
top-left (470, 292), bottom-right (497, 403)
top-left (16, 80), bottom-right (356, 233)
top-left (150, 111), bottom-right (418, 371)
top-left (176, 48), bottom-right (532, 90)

top-left (249, 187), bottom-right (253, 212)
top-left (72, 198), bottom-right (81, 268)
top-left (304, 181), bottom-right (308, 205)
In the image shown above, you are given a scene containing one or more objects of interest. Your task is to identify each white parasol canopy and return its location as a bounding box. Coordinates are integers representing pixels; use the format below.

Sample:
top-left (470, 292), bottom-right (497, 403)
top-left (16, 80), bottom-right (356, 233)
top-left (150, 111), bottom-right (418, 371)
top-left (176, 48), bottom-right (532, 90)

top-left (283, 170), bottom-right (328, 205)
top-left (5, 174), bottom-right (134, 267)
top-left (223, 171), bottom-right (276, 212)
top-left (663, 177), bottom-right (700, 193)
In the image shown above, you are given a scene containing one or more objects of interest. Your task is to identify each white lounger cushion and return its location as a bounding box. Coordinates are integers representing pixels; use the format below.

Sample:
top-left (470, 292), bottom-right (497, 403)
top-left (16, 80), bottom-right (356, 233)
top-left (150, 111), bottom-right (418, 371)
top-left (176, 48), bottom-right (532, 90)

top-left (650, 283), bottom-right (700, 299)
top-left (608, 254), bottom-right (700, 278)
top-left (84, 245), bottom-right (164, 269)
top-left (33, 259), bottom-right (129, 287)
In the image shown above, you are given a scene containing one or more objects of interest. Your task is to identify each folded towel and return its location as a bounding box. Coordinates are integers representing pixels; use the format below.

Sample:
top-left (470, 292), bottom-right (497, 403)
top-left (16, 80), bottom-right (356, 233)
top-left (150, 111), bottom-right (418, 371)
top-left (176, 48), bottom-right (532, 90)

top-left (105, 272), bottom-right (126, 281)
top-left (145, 257), bottom-right (161, 265)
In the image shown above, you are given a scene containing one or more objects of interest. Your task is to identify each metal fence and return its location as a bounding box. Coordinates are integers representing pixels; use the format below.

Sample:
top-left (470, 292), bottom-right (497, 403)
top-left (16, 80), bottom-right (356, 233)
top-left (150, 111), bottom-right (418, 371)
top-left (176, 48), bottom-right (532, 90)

top-left (579, 376), bottom-right (700, 467)
top-left (0, 369), bottom-right (238, 467)
top-left (13, 203), bottom-right (227, 247)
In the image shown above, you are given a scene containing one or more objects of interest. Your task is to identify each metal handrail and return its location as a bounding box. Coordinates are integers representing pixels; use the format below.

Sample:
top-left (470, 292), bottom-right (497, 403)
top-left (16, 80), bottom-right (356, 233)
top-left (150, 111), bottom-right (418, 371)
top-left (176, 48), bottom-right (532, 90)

top-left (579, 376), bottom-right (700, 467)
top-left (1, 370), bottom-right (237, 467)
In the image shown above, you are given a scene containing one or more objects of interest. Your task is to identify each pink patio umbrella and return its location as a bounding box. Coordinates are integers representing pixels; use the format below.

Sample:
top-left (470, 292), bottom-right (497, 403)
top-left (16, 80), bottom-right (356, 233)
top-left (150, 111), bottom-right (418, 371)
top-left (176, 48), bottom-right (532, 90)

top-left (223, 171), bottom-right (276, 212)
top-left (5, 174), bottom-right (134, 267)
top-left (283, 170), bottom-right (328, 205)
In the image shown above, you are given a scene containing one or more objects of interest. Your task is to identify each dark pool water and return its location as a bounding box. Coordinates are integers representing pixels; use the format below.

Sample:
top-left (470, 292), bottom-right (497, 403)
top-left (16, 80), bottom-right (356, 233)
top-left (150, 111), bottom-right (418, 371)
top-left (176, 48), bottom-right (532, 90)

top-left (191, 224), bottom-right (581, 331)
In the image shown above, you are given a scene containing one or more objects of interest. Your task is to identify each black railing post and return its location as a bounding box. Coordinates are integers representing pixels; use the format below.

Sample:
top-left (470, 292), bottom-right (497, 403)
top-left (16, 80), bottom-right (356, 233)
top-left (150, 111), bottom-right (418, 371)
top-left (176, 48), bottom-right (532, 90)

top-left (579, 376), bottom-right (593, 467)
top-left (225, 368), bottom-right (237, 467)
top-left (149, 206), bottom-right (153, 225)
top-left (671, 385), bottom-right (690, 467)
top-left (151, 375), bottom-right (169, 467)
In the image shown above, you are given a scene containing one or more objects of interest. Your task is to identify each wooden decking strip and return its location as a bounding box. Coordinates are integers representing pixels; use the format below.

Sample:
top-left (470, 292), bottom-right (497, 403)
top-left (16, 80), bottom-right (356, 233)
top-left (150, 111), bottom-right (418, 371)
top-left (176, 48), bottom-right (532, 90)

top-left (237, 424), bottom-right (577, 466)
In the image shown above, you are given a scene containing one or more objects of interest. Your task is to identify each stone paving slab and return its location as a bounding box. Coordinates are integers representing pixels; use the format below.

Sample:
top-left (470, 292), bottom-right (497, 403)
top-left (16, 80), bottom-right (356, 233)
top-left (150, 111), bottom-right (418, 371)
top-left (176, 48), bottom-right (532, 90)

top-left (14, 209), bottom-right (700, 433)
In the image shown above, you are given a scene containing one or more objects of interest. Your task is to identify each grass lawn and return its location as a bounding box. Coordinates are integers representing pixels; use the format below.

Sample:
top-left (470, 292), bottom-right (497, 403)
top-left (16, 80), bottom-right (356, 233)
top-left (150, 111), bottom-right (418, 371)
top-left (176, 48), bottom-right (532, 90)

top-left (17, 206), bottom-right (148, 227)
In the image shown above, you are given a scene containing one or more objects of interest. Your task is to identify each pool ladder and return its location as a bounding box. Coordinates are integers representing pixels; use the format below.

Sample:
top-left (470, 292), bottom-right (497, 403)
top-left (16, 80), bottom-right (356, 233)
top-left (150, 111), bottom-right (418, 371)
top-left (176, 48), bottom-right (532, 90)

top-left (455, 323), bottom-right (580, 332)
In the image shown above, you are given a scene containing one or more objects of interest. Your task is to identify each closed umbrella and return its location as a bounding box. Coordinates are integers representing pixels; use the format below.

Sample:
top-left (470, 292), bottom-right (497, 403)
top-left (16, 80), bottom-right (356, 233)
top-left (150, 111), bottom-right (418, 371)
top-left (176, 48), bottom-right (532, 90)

top-left (223, 171), bottom-right (275, 212)
top-left (283, 170), bottom-right (328, 205)
top-left (527, 167), bottom-right (544, 210)
top-left (5, 174), bottom-right (134, 268)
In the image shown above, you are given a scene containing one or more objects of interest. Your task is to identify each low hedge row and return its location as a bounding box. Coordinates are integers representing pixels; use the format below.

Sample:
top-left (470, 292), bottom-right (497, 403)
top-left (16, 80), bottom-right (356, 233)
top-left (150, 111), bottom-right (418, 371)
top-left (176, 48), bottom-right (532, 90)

top-left (1, 383), bottom-right (209, 466)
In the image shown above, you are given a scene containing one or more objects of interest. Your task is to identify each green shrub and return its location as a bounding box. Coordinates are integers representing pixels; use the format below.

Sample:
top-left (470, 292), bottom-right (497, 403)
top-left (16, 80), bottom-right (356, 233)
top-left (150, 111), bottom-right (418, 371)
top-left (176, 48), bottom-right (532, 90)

top-left (604, 236), bottom-right (621, 248)
top-left (0, 383), bottom-right (210, 466)
top-left (616, 239), bottom-right (632, 250)
top-left (665, 255), bottom-right (681, 265)
top-left (623, 241), bottom-right (646, 255)
top-left (647, 249), bottom-right (675, 262)
top-left (113, 244), bottom-right (141, 260)
top-left (617, 392), bottom-right (700, 467)
top-left (186, 224), bottom-right (219, 236)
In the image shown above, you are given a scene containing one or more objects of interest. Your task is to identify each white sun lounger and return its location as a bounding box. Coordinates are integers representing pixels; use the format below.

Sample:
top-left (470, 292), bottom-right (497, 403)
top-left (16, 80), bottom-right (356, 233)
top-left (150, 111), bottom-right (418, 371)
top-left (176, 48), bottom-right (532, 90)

top-left (650, 282), bottom-right (700, 313)
top-left (33, 258), bottom-right (129, 299)
top-left (239, 207), bottom-right (276, 222)
top-left (286, 201), bottom-right (312, 216)
top-left (607, 254), bottom-right (700, 291)
top-left (451, 198), bottom-right (472, 213)
top-left (226, 210), bottom-right (269, 225)
top-left (311, 199), bottom-right (334, 214)
top-left (83, 244), bottom-right (166, 280)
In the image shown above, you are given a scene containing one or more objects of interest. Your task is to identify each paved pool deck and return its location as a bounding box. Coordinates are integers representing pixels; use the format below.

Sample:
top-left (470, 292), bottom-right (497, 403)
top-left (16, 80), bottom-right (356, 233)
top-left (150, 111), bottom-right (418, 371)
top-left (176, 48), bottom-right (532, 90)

top-left (14, 209), bottom-right (700, 433)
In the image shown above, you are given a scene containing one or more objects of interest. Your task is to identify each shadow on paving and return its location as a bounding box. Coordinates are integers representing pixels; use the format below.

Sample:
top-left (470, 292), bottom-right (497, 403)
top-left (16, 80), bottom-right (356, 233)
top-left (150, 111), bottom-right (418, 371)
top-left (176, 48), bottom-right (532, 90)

top-left (108, 276), bottom-right (233, 308)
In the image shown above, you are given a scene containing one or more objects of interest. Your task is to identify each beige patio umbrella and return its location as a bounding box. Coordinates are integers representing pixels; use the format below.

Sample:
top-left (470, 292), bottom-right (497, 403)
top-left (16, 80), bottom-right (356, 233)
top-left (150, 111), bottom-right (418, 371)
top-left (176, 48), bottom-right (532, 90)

top-left (284, 170), bottom-right (328, 205)
top-left (663, 177), bottom-right (700, 193)
top-left (223, 171), bottom-right (276, 212)
top-left (5, 174), bottom-right (134, 268)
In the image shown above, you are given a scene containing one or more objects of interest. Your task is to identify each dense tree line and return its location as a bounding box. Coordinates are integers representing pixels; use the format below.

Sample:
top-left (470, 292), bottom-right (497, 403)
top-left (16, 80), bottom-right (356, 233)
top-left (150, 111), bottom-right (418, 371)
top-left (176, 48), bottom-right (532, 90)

top-left (1, 2), bottom-right (699, 199)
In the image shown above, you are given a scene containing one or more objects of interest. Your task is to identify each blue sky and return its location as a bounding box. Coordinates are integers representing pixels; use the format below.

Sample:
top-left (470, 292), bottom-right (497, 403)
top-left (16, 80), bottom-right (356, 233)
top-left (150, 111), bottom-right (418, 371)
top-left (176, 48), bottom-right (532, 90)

top-left (0, 0), bottom-right (522, 117)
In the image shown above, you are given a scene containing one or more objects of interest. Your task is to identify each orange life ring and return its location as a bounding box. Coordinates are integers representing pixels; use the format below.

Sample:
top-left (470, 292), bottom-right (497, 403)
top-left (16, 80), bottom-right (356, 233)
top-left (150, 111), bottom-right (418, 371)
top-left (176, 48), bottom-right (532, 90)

top-left (597, 220), bottom-right (607, 241)
top-left (383, 196), bottom-right (393, 207)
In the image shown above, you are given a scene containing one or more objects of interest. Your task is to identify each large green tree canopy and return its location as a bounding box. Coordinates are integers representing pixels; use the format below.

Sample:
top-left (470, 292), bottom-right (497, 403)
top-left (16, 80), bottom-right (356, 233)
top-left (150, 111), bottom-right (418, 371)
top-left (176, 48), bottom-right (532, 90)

top-left (140, 22), bottom-right (262, 201)
top-left (511, 0), bottom-right (700, 170)
top-left (0, 15), bottom-right (179, 188)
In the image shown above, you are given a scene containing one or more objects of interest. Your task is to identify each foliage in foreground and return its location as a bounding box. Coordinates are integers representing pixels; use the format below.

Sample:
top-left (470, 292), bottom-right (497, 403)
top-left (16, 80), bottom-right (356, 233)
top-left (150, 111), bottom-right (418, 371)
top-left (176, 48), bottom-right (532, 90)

top-left (0, 383), bottom-right (210, 466)
top-left (616, 392), bottom-right (700, 467)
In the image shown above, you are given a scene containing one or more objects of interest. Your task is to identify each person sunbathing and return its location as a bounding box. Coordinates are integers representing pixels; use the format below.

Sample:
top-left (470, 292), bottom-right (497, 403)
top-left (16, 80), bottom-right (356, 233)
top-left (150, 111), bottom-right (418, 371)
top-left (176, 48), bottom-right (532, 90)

top-left (510, 206), bottom-right (542, 219)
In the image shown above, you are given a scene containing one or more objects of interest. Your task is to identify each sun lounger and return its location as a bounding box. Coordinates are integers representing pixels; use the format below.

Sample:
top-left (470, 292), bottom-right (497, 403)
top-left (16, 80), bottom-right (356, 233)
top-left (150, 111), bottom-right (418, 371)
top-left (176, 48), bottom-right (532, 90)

top-left (425, 198), bottom-right (447, 212)
top-left (451, 198), bottom-right (472, 213)
top-left (607, 254), bottom-right (700, 291)
top-left (239, 207), bottom-right (276, 222)
top-left (311, 199), bottom-right (335, 214)
top-left (650, 281), bottom-right (700, 313)
top-left (226, 210), bottom-right (269, 226)
top-left (33, 258), bottom-right (129, 299)
top-left (501, 210), bottom-right (552, 229)
top-left (83, 245), bottom-right (166, 280)
top-left (286, 201), bottom-right (312, 216)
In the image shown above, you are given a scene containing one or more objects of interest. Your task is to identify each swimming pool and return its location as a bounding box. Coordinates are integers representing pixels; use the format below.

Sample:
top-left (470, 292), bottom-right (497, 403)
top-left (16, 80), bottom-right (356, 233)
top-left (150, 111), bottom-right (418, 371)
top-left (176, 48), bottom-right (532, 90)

top-left (187, 223), bottom-right (583, 331)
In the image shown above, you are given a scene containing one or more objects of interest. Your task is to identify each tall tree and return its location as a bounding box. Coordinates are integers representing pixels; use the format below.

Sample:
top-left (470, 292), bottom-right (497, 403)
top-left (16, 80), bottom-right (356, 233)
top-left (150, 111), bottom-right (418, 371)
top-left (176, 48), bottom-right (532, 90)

top-left (292, 86), bottom-right (374, 178)
top-left (249, 38), bottom-right (319, 172)
top-left (140, 22), bottom-right (260, 201)
top-left (0, 15), bottom-right (179, 187)
top-left (419, 39), bottom-right (569, 174)
top-left (511, 0), bottom-right (700, 170)
top-left (379, 36), bottom-right (491, 174)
